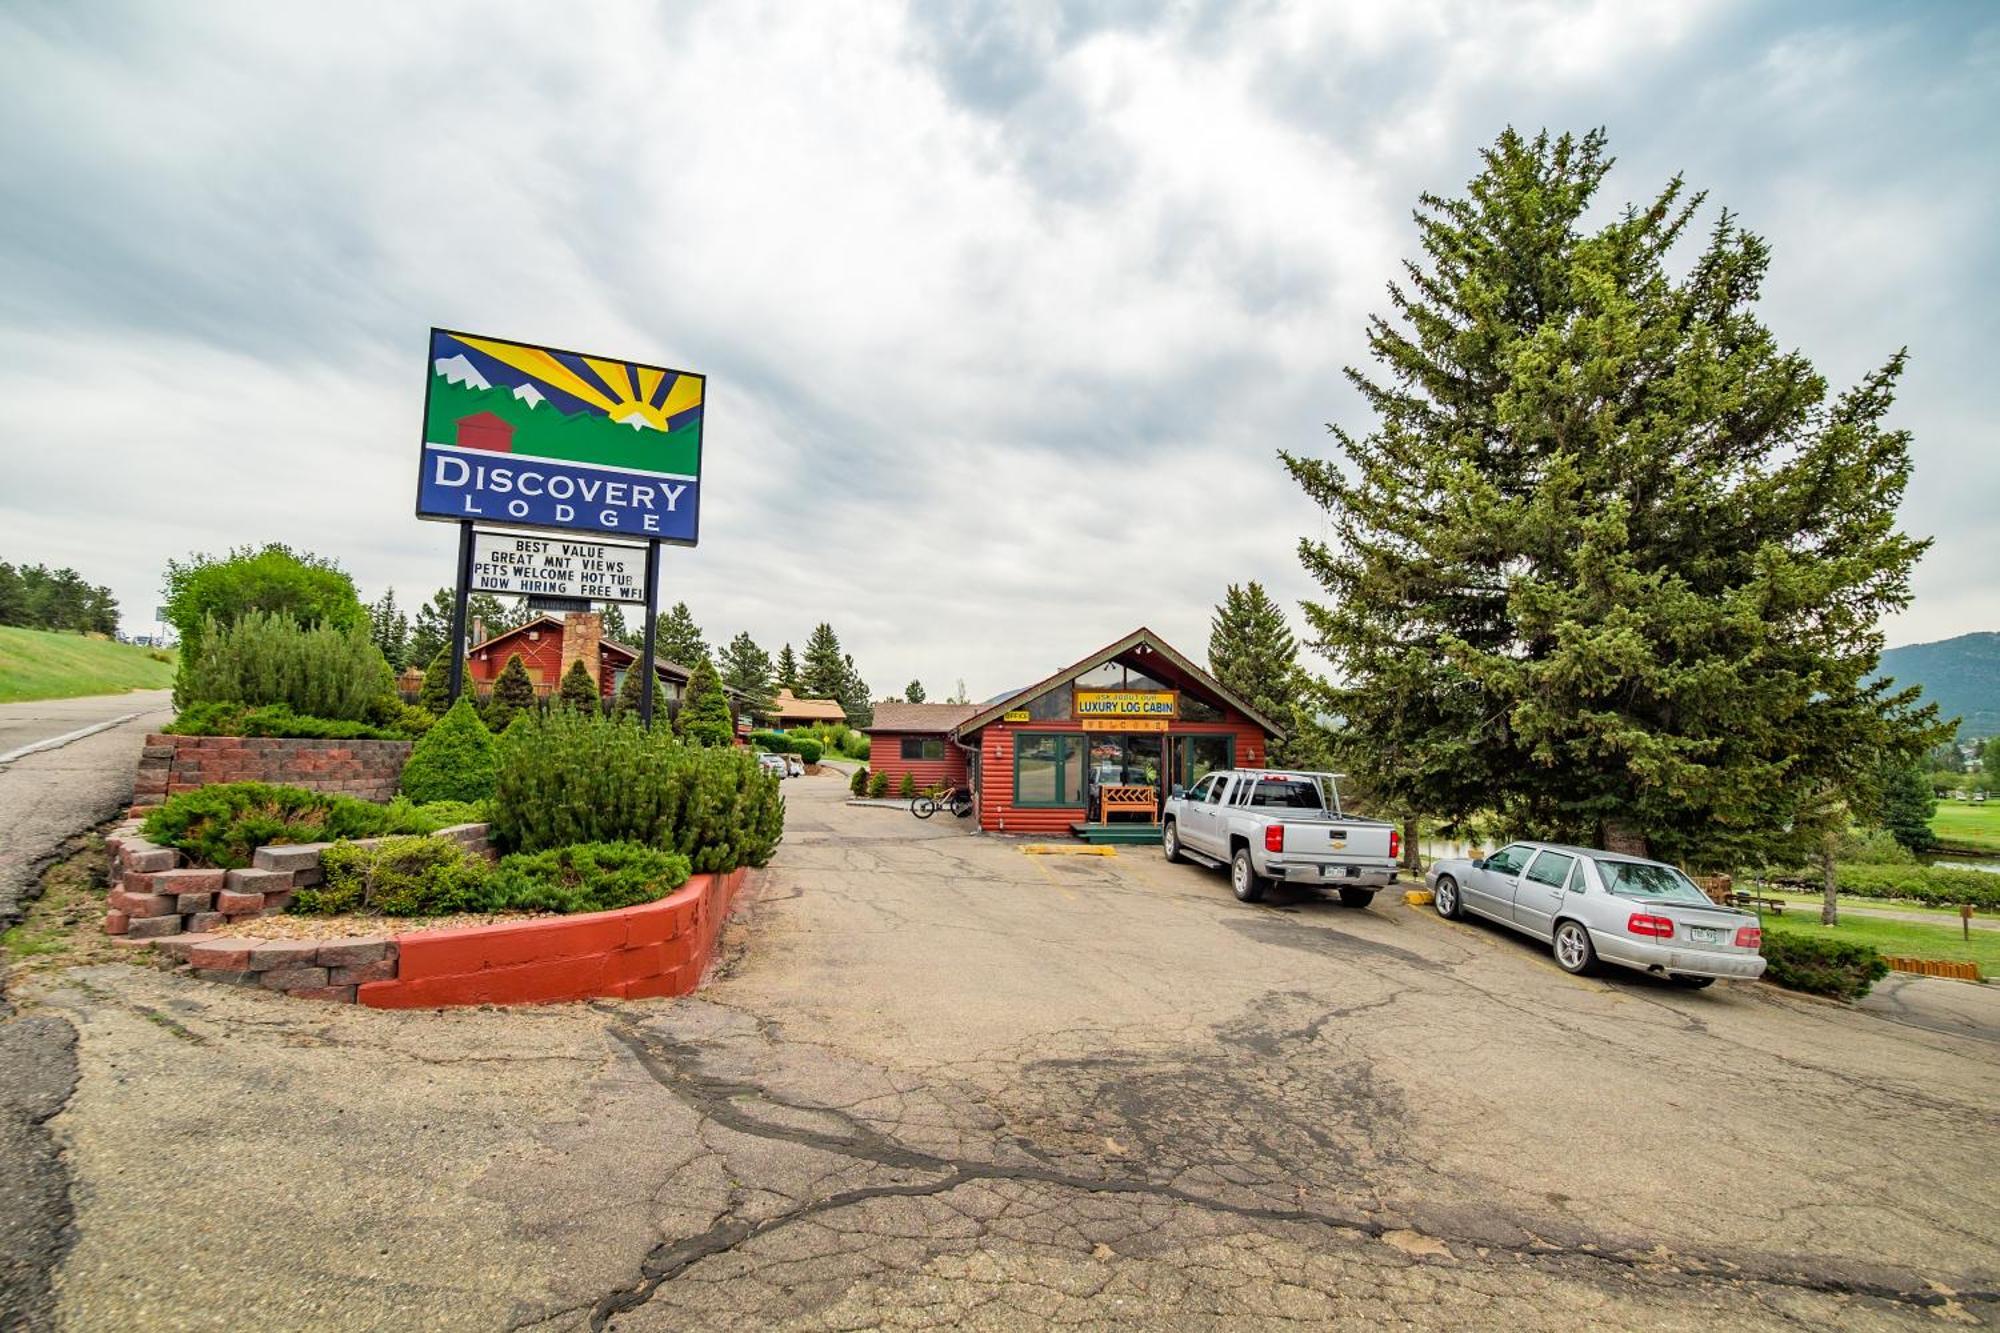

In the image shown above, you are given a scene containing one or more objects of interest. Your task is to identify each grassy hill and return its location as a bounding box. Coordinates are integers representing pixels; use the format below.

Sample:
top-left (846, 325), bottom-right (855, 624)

top-left (0, 625), bottom-right (177, 703)
top-left (1877, 632), bottom-right (2000, 740)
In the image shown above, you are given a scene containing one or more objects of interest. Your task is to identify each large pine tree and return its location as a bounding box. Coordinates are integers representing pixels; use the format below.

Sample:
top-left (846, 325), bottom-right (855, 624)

top-left (409, 589), bottom-right (453, 667)
top-left (719, 631), bottom-right (777, 721)
top-left (1208, 582), bottom-right (1299, 724)
top-left (776, 643), bottom-right (800, 693)
top-left (1282, 128), bottom-right (1940, 867)
top-left (800, 623), bottom-right (846, 699)
top-left (656, 601), bottom-right (708, 666)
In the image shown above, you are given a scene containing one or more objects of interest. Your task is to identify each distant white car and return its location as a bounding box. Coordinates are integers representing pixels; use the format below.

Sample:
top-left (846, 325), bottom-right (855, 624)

top-left (756, 752), bottom-right (788, 779)
top-left (785, 755), bottom-right (805, 778)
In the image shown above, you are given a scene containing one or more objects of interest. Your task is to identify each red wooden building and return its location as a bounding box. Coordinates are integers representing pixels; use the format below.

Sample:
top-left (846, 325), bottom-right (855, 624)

top-left (465, 612), bottom-right (731, 718)
top-left (865, 628), bottom-right (1282, 838)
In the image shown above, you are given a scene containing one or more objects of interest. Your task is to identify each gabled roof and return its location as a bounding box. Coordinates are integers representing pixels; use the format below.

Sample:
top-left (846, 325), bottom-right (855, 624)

top-left (770, 688), bottom-right (846, 721)
top-left (473, 615), bottom-right (740, 696)
top-left (866, 701), bottom-right (982, 734)
top-left (951, 627), bottom-right (1288, 740)
top-left (468, 614), bottom-right (565, 655)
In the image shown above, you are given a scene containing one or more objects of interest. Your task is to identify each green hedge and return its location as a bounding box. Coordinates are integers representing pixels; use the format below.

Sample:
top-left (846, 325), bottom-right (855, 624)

top-left (1771, 862), bottom-right (2000, 911)
top-left (164, 701), bottom-right (429, 741)
top-left (490, 711), bottom-right (783, 872)
top-left (1760, 933), bottom-right (1890, 1001)
top-left (140, 782), bottom-right (479, 869)
top-left (294, 837), bottom-right (688, 917)
top-left (181, 611), bottom-right (390, 721)
top-left (749, 730), bottom-right (823, 764)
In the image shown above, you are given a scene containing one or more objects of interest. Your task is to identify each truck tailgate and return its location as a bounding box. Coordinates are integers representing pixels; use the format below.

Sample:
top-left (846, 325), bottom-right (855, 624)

top-left (1285, 822), bottom-right (1394, 862)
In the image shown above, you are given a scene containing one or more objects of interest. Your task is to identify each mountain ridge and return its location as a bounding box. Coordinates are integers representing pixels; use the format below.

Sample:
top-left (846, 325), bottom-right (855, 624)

top-left (1878, 631), bottom-right (2000, 739)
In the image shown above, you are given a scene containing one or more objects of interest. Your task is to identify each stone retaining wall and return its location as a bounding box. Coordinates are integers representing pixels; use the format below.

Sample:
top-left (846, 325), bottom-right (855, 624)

top-left (134, 734), bottom-right (413, 806)
top-left (102, 822), bottom-right (752, 1007)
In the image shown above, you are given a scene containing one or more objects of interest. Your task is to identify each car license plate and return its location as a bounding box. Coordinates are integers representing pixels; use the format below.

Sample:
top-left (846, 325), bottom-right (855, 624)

top-left (1690, 926), bottom-right (1722, 944)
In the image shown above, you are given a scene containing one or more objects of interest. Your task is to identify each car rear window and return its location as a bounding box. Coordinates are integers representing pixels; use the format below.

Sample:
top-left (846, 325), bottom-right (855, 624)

top-left (1593, 859), bottom-right (1708, 904)
top-left (1247, 779), bottom-right (1324, 810)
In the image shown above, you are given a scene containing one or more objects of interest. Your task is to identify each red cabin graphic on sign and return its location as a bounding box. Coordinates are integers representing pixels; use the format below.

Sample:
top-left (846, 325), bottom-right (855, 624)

top-left (455, 412), bottom-right (514, 453)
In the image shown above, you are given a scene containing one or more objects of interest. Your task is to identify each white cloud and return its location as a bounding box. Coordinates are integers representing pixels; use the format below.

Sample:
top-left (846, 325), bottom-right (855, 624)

top-left (0, 0), bottom-right (1991, 696)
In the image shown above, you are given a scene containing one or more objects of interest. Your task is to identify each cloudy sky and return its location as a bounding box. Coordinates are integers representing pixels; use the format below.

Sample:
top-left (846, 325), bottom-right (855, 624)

top-left (3, 0), bottom-right (1994, 699)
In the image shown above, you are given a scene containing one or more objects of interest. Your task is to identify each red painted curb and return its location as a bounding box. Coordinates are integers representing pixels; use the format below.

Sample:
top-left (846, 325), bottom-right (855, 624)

top-left (358, 867), bottom-right (750, 1009)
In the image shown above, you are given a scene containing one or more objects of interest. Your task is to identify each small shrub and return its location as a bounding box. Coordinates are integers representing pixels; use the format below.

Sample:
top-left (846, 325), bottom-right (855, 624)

top-left (181, 611), bottom-right (391, 721)
top-left (674, 657), bottom-right (734, 747)
top-left (843, 734), bottom-right (870, 760)
top-left (1761, 932), bottom-right (1890, 1001)
top-left (484, 654), bottom-right (538, 732)
top-left (417, 643), bottom-right (456, 716)
top-left (298, 836), bottom-right (491, 916)
top-left (559, 658), bottom-right (599, 711)
top-left (142, 782), bottom-right (405, 869)
top-left (850, 765), bottom-right (870, 797)
top-left (165, 702), bottom-right (393, 740)
top-left (399, 698), bottom-right (498, 804)
top-left (898, 773), bottom-right (916, 798)
top-left (485, 843), bottom-right (691, 914)
top-left (868, 771), bottom-right (889, 798)
top-left (490, 711), bottom-right (783, 871)
top-left (791, 737), bottom-right (822, 765)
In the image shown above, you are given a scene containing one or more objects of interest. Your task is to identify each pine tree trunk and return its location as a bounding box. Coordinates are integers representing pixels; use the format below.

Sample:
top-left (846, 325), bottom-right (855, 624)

top-left (1819, 832), bottom-right (1839, 926)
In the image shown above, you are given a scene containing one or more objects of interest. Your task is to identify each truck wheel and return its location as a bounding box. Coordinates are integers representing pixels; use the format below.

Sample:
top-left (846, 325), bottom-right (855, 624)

top-left (1230, 847), bottom-right (1267, 903)
top-left (1338, 887), bottom-right (1375, 909)
top-left (1433, 875), bottom-right (1463, 920)
top-left (1162, 820), bottom-right (1184, 864)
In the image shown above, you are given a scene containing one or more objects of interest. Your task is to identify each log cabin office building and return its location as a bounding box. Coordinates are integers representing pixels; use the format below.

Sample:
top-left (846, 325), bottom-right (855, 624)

top-left (865, 628), bottom-right (1283, 836)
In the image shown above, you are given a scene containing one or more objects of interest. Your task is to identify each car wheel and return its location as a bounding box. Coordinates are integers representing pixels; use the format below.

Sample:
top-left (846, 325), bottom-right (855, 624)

top-left (1338, 887), bottom-right (1375, 909)
top-left (1163, 820), bottom-right (1184, 864)
top-left (1671, 975), bottom-right (1715, 989)
top-left (1433, 875), bottom-right (1463, 919)
top-left (1552, 919), bottom-right (1597, 976)
top-left (1230, 848), bottom-right (1267, 903)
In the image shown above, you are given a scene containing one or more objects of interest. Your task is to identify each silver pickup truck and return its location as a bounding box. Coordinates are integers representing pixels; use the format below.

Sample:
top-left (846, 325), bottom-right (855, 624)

top-left (1161, 769), bottom-right (1400, 906)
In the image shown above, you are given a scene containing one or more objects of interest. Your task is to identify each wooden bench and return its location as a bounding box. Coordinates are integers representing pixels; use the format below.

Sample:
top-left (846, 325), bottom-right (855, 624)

top-left (1731, 891), bottom-right (1786, 916)
top-left (1098, 784), bottom-right (1158, 823)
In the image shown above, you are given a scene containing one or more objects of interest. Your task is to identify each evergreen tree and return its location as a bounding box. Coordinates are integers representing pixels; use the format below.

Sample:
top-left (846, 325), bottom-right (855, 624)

top-left (616, 660), bottom-right (648, 716)
top-left (0, 563), bottom-right (28, 626)
top-left (466, 592), bottom-right (525, 641)
top-left (838, 652), bottom-right (873, 728)
top-left (674, 656), bottom-right (735, 746)
top-left (484, 653), bottom-right (538, 732)
top-left (1281, 128), bottom-right (1943, 867)
top-left (719, 631), bottom-right (777, 721)
top-left (656, 601), bottom-right (708, 665)
top-left (409, 588), bottom-right (453, 666)
top-left (599, 602), bottom-right (632, 644)
top-left (417, 642), bottom-right (457, 715)
top-left (558, 658), bottom-right (600, 712)
top-left (1208, 581), bottom-right (1300, 721)
top-left (904, 680), bottom-right (926, 703)
top-left (369, 588), bottom-right (409, 670)
top-left (776, 643), bottom-right (801, 693)
top-left (1877, 759), bottom-right (1938, 855)
top-left (800, 623), bottom-right (845, 698)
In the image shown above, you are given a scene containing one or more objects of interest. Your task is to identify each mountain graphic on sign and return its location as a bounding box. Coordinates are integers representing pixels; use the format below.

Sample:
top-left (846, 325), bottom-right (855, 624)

top-left (424, 330), bottom-right (703, 479)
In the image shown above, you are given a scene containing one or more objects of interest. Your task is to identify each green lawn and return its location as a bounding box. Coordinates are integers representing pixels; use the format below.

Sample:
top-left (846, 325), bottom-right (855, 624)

top-left (0, 625), bottom-right (177, 703)
top-left (1760, 910), bottom-right (1998, 975)
top-left (1931, 800), bottom-right (2000, 854)
top-left (1760, 889), bottom-right (1979, 921)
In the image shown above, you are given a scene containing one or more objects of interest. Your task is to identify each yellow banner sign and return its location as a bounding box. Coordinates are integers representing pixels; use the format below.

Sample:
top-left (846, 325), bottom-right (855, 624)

top-left (1075, 690), bottom-right (1177, 720)
top-left (1002, 710), bottom-right (1031, 722)
top-left (1086, 717), bottom-right (1170, 732)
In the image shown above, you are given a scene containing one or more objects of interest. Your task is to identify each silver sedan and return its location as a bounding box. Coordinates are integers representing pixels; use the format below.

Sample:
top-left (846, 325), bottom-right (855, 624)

top-left (1426, 841), bottom-right (1766, 986)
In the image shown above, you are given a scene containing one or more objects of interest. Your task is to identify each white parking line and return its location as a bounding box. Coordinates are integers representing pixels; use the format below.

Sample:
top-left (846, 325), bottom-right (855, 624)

top-left (0, 713), bottom-right (146, 766)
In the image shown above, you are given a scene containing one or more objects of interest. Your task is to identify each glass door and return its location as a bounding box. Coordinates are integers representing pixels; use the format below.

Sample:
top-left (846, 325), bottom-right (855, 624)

top-left (1087, 733), bottom-right (1164, 820)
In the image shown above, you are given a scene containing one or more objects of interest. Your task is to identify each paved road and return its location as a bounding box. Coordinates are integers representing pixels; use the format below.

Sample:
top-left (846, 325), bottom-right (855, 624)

top-left (0, 690), bottom-right (169, 1333)
top-left (12, 774), bottom-right (1998, 1329)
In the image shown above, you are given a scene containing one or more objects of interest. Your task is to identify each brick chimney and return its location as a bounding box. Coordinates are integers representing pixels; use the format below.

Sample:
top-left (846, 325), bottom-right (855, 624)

top-left (561, 611), bottom-right (603, 692)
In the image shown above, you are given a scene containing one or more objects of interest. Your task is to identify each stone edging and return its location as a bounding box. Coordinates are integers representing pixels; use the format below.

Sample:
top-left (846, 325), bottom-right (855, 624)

top-left (134, 733), bottom-right (413, 806)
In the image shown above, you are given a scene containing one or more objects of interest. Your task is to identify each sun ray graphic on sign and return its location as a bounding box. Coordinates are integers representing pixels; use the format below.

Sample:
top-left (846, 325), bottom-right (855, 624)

top-left (454, 334), bottom-right (699, 431)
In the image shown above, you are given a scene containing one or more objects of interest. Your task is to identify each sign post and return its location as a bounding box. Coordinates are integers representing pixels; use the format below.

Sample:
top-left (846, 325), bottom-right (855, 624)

top-left (447, 520), bottom-right (474, 704)
top-left (639, 540), bottom-right (661, 726)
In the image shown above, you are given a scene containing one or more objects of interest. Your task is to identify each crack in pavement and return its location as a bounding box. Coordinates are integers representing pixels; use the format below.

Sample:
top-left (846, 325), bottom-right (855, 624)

top-left (589, 1008), bottom-right (1999, 1329)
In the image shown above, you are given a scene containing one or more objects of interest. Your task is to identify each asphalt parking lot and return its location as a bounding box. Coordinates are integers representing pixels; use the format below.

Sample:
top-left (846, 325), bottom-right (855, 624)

top-left (14, 771), bottom-right (1999, 1329)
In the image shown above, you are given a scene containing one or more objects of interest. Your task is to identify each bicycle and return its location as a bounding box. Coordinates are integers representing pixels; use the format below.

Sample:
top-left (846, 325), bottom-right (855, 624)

top-left (912, 785), bottom-right (974, 819)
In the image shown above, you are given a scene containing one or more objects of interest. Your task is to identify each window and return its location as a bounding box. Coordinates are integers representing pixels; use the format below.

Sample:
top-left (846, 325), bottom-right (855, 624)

top-left (1592, 859), bottom-right (1708, 904)
top-left (1014, 734), bottom-right (1084, 806)
top-left (1176, 735), bottom-right (1235, 786)
top-left (1523, 851), bottom-right (1575, 890)
top-left (1185, 776), bottom-right (1216, 804)
top-left (1179, 695), bottom-right (1224, 723)
top-left (1026, 683), bottom-right (1072, 721)
top-left (900, 737), bottom-right (945, 761)
top-left (1484, 845), bottom-right (1531, 876)
top-left (1246, 779), bottom-right (1325, 810)
top-left (1205, 779), bottom-right (1228, 805)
